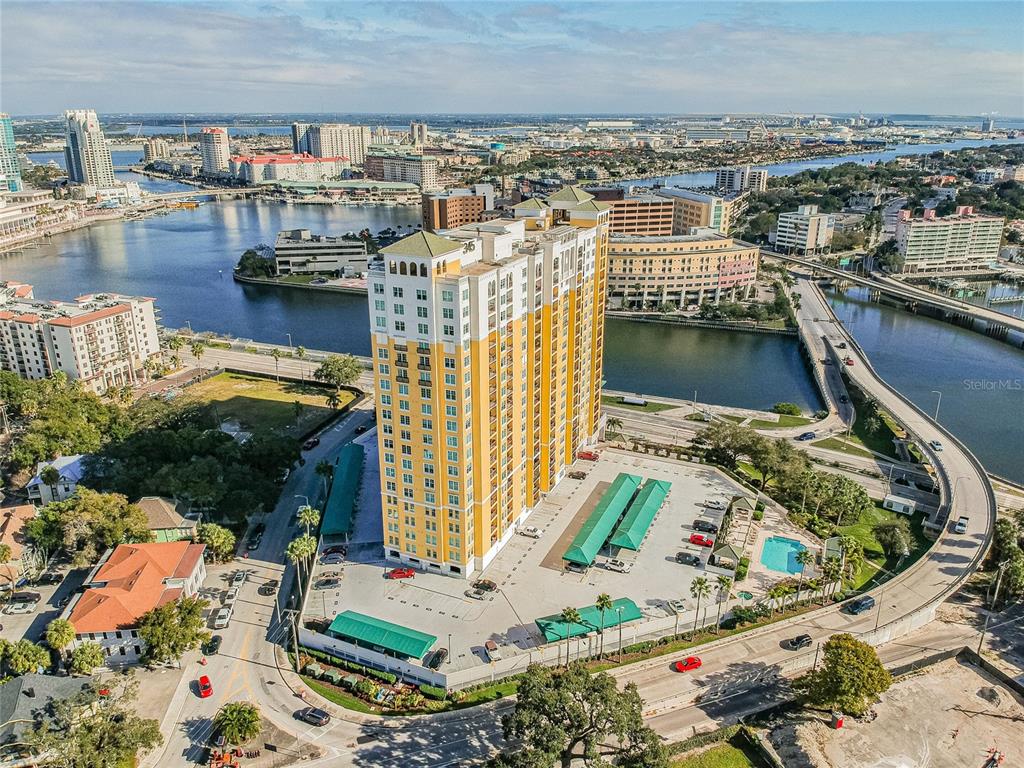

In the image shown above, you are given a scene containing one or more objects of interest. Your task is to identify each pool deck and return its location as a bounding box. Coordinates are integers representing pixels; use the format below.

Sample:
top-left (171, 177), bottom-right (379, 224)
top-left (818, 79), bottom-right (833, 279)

top-left (744, 503), bottom-right (822, 595)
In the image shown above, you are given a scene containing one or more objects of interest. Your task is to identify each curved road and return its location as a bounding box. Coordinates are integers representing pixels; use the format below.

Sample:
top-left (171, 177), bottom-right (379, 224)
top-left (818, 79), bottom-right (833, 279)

top-left (148, 290), bottom-right (997, 765)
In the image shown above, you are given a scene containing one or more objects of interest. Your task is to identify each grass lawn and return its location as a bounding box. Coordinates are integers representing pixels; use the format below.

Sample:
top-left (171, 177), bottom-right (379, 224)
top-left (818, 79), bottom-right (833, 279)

top-left (301, 674), bottom-right (517, 716)
top-left (186, 372), bottom-right (352, 437)
top-left (672, 743), bottom-right (761, 768)
top-left (721, 413), bottom-right (811, 428)
top-left (839, 504), bottom-right (931, 590)
top-left (601, 394), bottom-right (677, 413)
top-left (812, 436), bottom-right (876, 459)
top-left (281, 274), bottom-right (317, 284)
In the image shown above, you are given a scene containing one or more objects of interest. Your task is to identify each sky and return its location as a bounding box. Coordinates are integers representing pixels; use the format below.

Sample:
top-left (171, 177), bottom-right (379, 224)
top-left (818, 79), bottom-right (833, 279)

top-left (2, 1), bottom-right (1022, 117)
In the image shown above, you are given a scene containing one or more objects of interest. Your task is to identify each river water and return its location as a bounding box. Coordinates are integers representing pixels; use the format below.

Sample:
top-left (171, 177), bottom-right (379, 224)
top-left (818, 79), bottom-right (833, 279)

top-left (9, 141), bottom-right (1024, 482)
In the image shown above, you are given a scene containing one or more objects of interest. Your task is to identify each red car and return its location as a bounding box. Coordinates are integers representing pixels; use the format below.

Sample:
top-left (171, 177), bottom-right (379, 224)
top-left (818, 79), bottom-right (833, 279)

top-left (197, 675), bottom-right (213, 698)
top-left (673, 656), bottom-right (702, 673)
top-left (844, 357), bottom-right (855, 366)
top-left (385, 567), bottom-right (415, 580)
top-left (689, 533), bottom-right (714, 548)
top-left (577, 450), bottom-right (599, 461)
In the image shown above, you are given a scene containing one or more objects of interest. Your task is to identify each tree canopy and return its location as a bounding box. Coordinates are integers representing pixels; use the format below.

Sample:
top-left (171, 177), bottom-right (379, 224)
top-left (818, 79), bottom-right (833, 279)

top-left (197, 522), bottom-right (237, 562)
top-left (138, 595), bottom-right (210, 665)
top-left (489, 662), bottom-right (668, 768)
top-left (213, 702), bottom-right (262, 745)
top-left (313, 354), bottom-right (362, 390)
top-left (795, 633), bottom-right (892, 715)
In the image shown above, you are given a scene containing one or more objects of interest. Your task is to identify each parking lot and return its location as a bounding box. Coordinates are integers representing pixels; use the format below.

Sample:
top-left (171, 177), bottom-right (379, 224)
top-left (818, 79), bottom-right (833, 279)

top-left (303, 449), bottom-right (750, 674)
top-left (1, 562), bottom-right (90, 643)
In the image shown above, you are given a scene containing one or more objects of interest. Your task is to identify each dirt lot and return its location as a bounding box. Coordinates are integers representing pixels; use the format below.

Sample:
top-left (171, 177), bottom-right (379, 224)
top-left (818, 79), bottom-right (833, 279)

top-left (769, 657), bottom-right (1023, 767)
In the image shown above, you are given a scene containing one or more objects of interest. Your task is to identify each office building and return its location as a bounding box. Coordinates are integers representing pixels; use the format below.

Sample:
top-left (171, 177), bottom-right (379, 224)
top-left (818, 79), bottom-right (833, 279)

top-left (0, 114), bottom-right (23, 192)
top-left (685, 128), bottom-right (750, 143)
top-left (64, 109), bottom-right (116, 187)
top-left (655, 188), bottom-right (739, 235)
top-left (0, 281), bottom-right (160, 393)
top-left (607, 231), bottom-right (759, 308)
top-left (229, 153), bottom-right (348, 184)
top-left (981, 117), bottom-right (995, 132)
top-left (65, 541), bottom-right (206, 666)
top-left (274, 229), bottom-right (369, 276)
top-left (422, 185), bottom-right (495, 231)
top-left (606, 194), bottom-right (676, 236)
top-left (715, 165), bottom-right (768, 193)
top-left (365, 151), bottom-right (440, 191)
top-left (410, 122), bottom-right (429, 147)
top-left (292, 122), bottom-right (371, 165)
top-left (143, 138), bottom-right (170, 163)
top-left (773, 204), bottom-right (835, 255)
top-left (367, 186), bottom-right (609, 577)
top-left (199, 127), bottom-right (231, 175)
top-left (894, 207), bottom-right (1003, 273)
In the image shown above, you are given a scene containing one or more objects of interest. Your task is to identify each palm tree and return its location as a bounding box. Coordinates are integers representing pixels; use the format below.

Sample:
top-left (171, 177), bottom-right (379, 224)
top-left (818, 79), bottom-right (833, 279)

top-left (794, 549), bottom-right (815, 605)
top-left (821, 557), bottom-right (843, 603)
top-left (45, 618), bottom-right (76, 663)
top-left (40, 464), bottom-right (61, 503)
top-left (558, 607), bottom-right (582, 665)
top-left (191, 341), bottom-right (206, 378)
top-left (838, 536), bottom-right (863, 581)
top-left (315, 460), bottom-right (333, 497)
top-left (765, 584), bottom-right (785, 616)
top-left (213, 701), bottom-right (262, 745)
top-left (271, 348), bottom-right (281, 382)
top-left (606, 416), bottom-right (623, 439)
top-left (715, 575), bottom-right (733, 633)
top-left (166, 335), bottom-right (184, 354)
top-left (286, 534), bottom-right (317, 589)
top-left (326, 390), bottom-right (340, 410)
top-left (595, 593), bottom-right (613, 659)
top-left (689, 577), bottom-right (711, 634)
top-left (297, 506), bottom-right (321, 537)
top-left (0, 543), bottom-right (16, 590)
top-left (292, 400), bottom-right (304, 428)
top-left (295, 346), bottom-right (307, 383)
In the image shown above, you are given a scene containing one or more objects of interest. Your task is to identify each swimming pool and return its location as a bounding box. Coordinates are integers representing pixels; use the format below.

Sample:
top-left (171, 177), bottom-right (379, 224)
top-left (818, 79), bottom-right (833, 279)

top-left (760, 536), bottom-right (808, 574)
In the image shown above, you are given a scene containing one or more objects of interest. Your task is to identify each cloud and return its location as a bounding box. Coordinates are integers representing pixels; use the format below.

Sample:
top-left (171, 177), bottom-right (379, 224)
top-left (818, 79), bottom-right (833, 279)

top-left (1, 1), bottom-right (1021, 115)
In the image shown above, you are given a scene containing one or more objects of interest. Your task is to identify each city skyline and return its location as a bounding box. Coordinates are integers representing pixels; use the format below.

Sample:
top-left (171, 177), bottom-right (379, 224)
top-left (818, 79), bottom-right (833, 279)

top-left (2, 1), bottom-right (1022, 116)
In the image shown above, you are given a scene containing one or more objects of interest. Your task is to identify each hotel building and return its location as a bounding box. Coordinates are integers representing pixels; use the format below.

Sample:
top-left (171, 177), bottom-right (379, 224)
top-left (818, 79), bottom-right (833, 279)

top-left (894, 207), bottom-right (1003, 273)
top-left (422, 185), bottom-right (495, 231)
top-left (365, 151), bottom-right (440, 191)
top-left (607, 231), bottom-right (759, 309)
top-left (0, 281), bottom-right (160, 393)
top-left (292, 122), bottom-right (371, 165)
top-left (367, 186), bottom-right (609, 577)
top-left (199, 127), bottom-right (231, 175)
top-left (229, 153), bottom-right (348, 184)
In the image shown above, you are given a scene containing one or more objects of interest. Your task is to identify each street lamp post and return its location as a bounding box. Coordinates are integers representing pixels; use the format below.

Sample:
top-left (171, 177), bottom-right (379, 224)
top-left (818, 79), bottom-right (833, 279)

top-left (616, 607), bottom-right (624, 664)
top-left (285, 332), bottom-right (293, 350)
top-left (930, 390), bottom-right (942, 423)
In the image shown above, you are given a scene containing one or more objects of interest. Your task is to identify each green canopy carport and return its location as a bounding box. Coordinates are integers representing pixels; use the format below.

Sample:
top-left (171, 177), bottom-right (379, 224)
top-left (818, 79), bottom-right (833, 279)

top-left (535, 598), bottom-right (643, 642)
top-left (562, 473), bottom-right (641, 566)
top-left (327, 610), bottom-right (437, 659)
top-left (608, 479), bottom-right (672, 550)
top-left (322, 443), bottom-right (364, 538)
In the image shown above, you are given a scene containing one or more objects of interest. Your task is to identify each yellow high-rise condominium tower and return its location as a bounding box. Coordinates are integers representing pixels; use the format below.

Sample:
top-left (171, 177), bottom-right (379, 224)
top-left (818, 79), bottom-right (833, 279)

top-left (368, 186), bottom-right (610, 577)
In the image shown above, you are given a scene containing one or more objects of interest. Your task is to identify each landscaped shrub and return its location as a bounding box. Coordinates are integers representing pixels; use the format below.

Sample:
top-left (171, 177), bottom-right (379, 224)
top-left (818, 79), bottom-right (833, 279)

top-left (735, 556), bottom-right (751, 581)
top-left (354, 679), bottom-right (378, 698)
top-left (753, 509), bottom-right (764, 522)
top-left (420, 685), bottom-right (447, 701)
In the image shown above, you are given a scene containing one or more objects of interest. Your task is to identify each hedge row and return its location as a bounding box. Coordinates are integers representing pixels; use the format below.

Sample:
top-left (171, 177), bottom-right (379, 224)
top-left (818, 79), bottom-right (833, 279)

top-left (301, 646), bottom-right (398, 685)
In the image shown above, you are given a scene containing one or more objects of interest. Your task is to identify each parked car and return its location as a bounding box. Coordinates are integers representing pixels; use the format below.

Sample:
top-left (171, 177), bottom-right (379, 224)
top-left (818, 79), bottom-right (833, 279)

top-left (202, 635), bottom-right (223, 655)
top-left (426, 648), bottom-right (448, 669)
top-left (577, 450), bottom-right (599, 461)
top-left (223, 587), bottom-right (239, 606)
top-left (484, 639), bottom-right (503, 662)
top-left (197, 675), bottom-right (213, 698)
top-left (295, 707), bottom-right (331, 727)
top-left (464, 588), bottom-right (488, 601)
top-left (795, 431), bottom-right (816, 441)
top-left (519, 525), bottom-right (542, 539)
top-left (386, 567), bottom-right (416, 580)
top-left (322, 545), bottom-right (347, 556)
top-left (667, 599), bottom-right (687, 614)
top-left (606, 559), bottom-right (632, 573)
top-left (689, 533), bottom-right (714, 548)
top-left (231, 571), bottom-right (247, 587)
top-left (320, 553), bottom-right (345, 565)
top-left (472, 579), bottom-right (498, 592)
top-left (929, 440), bottom-right (944, 452)
top-left (3, 599), bottom-right (36, 615)
top-left (257, 579), bottom-right (279, 596)
top-left (673, 656), bottom-right (702, 673)
top-left (34, 572), bottom-right (63, 586)
top-left (313, 578), bottom-right (341, 591)
top-left (692, 519), bottom-right (718, 534)
top-left (703, 499), bottom-right (726, 511)
top-left (787, 634), bottom-right (813, 650)
top-left (567, 471), bottom-right (587, 480)
top-left (246, 534), bottom-right (262, 552)
top-left (213, 607), bottom-right (232, 629)
top-left (675, 552), bottom-right (701, 566)
top-left (845, 595), bottom-right (876, 615)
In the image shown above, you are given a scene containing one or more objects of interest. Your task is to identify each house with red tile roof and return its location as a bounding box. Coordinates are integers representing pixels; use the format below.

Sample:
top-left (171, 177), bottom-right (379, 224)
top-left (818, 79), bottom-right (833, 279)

top-left (64, 541), bottom-right (206, 665)
top-left (0, 504), bottom-right (37, 587)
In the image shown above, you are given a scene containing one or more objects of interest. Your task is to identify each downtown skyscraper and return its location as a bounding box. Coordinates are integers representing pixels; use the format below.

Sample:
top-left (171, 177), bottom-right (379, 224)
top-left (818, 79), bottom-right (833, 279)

top-left (0, 114), bottom-right (23, 192)
top-left (367, 187), bottom-right (609, 578)
top-left (64, 109), bottom-right (115, 187)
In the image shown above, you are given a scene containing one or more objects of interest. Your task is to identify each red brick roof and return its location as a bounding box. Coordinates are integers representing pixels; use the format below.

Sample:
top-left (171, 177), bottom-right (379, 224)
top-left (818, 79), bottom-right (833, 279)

top-left (230, 152), bottom-right (348, 165)
top-left (69, 542), bottom-right (205, 633)
top-left (47, 304), bottom-right (129, 327)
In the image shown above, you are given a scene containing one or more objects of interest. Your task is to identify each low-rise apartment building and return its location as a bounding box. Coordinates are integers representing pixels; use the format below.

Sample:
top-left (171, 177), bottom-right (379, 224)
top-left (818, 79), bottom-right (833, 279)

top-left (895, 206), bottom-right (1004, 273)
top-left (773, 204), bottom-right (835, 255)
top-left (64, 541), bottom-right (206, 665)
top-left (607, 231), bottom-right (759, 309)
top-left (0, 282), bottom-right (160, 393)
top-left (274, 228), bottom-right (369, 276)
top-left (229, 153), bottom-right (349, 184)
top-left (422, 185), bottom-right (495, 231)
